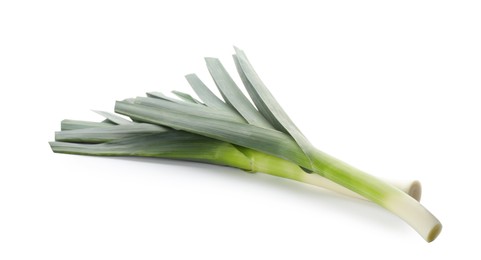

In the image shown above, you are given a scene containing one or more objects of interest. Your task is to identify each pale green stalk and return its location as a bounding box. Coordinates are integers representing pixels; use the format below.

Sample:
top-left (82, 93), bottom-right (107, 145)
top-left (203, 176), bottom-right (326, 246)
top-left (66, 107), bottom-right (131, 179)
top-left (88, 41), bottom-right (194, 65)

top-left (235, 147), bottom-right (422, 201)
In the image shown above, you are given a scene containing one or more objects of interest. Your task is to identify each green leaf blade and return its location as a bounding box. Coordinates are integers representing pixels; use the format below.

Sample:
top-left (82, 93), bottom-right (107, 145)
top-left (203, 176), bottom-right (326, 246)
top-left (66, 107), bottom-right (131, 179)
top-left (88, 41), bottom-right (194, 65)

top-left (233, 47), bottom-right (315, 167)
top-left (55, 123), bottom-right (168, 143)
top-left (185, 74), bottom-right (233, 111)
top-left (93, 110), bottom-right (133, 125)
top-left (133, 96), bottom-right (246, 123)
top-left (171, 90), bottom-right (204, 105)
top-left (205, 57), bottom-right (273, 129)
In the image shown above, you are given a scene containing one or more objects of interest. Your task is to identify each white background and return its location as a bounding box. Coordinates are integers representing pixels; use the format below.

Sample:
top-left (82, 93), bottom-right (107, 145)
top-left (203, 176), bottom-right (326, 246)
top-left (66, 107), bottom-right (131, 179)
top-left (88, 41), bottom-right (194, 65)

top-left (1, 0), bottom-right (480, 259)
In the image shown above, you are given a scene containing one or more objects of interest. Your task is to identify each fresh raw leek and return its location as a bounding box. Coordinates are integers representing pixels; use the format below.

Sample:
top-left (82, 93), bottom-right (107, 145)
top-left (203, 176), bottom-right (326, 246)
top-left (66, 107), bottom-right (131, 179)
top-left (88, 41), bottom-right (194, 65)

top-left (50, 47), bottom-right (441, 242)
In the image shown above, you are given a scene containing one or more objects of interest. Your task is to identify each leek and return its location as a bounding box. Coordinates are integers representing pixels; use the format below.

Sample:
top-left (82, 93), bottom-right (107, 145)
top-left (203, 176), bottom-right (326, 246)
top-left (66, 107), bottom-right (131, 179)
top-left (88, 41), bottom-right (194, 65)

top-left (50, 47), bottom-right (441, 242)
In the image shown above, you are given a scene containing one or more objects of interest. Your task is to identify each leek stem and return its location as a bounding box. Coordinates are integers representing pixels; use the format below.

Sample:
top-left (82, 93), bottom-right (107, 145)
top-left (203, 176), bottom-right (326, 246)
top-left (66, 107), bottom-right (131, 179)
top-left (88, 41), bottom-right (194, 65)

top-left (236, 147), bottom-right (421, 201)
top-left (310, 149), bottom-right (441, 242)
